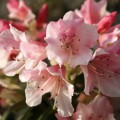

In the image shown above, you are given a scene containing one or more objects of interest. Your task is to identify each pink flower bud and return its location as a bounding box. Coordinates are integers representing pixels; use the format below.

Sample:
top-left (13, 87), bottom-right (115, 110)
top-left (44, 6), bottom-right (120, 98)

top-left (98, 12), bottom-right (117, 33)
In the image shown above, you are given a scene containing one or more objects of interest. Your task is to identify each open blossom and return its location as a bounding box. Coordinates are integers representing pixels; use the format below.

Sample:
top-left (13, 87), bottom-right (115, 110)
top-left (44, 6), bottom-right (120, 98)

top-left (56, 95), bottom-right (115, 120)
top-left (81, 48), bottom-right (120, 97)
top-left (0, 24), bottom-right (46, 76)
top-left (7, 0), bottom-right (35, 25)
top-left (0, 25), bottom-right (26, 75)
top-left (19, 33), bottom-right (46, 61)
top-left (75, 0), bottom-right (109, 24)
top-left (0, 25), bottom-right (21, 68)
top-left (45, 11), bottom-right (98, 67)
top-left (19, 62), bottom-right (74, 117)
top-left (99, 27), bottom-right (120, 54)
top-left (74, 95), bottom-right (115, 120)
top-left (3, 30), bottom-right (46, 76)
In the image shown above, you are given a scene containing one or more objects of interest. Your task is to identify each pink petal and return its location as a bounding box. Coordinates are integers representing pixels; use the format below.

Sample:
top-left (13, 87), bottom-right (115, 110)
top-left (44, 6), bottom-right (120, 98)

top-left (57, 81), bottom-right (74, 117)
top-left (79, 0), bottom-right (109, 24)
top-left (99, 28), bottom-right (120, 54)
top-left (0, 49), bottom-right (9, 68)
top-left (81, 65), bottom-right (95, 95)
top-left (7, 0), bottom-right (35, 24)
top-left (19, 69), bottom-right (40, 82)
top-left (0, 29), bottom-right (19, 51)
top-left (63, 11), bottom-right (84, 22)
top-left (20, 41), bottom-right (46, 60)
top-left (46, 43), bottom-right (69, 66)
top-left (3, 60), bottom-right (25, 76)
top-left (75, 95), bottom-right (115, 120)
top-left (7, 0), bottom-right (19, 13)
top-left (45, 21), bottom-right (62, 39)
top-left (56, 114), bottom-right (71, 120)
top-left (77, 23), bottom-right (98, 48)
top-left (9, 24), bottom-right (22, 41)
top-left (86, 53), bottom-right (120, 97)
top-left (25, 59), bottom-right (38, 70)
top-left (20, 61), bottom-right (47, 82)
top-left (69, 47), bottom-right (93, 67)
top-left (25, 76), bottom-right (56, 107)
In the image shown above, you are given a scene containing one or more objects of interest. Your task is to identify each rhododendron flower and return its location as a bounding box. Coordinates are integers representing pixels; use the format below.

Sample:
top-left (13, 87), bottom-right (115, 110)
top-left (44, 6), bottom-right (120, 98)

top-left (99, 28), bottom-right (120, 54)
top-left (0, 24), bottom-right (46, 76)
top-left (20, 33), bottom-right (47, 60)
top-left (74, 95), bottom-right (115, 120)
top-left (3, 53), bottom-right (25, 76)
top-left (0, 48), bottom-right (20, 69)
top-left (81, 48), bottom-right (120, 97)
top-left (75, 0), bottom-right (109, 24)
top-left (0, 25), bottom-right (21, 68)
top-left (3, 30), bottom-right (46, 76)
top-left (0, 25), bottom-right (21, 51)
top-left (56, 95), bottom-right (115, 120)
top-left (7, 0), bottom-right (35, 25)
top-left (45, 11), bottom-right (98, 67)
top-left (20, 62), bottom-right (74, 117)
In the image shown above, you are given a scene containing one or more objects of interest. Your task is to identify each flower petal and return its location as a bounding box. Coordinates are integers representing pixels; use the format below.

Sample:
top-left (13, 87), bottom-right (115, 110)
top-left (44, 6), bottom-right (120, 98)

top-left (57, 81), bottom-right (74, 117)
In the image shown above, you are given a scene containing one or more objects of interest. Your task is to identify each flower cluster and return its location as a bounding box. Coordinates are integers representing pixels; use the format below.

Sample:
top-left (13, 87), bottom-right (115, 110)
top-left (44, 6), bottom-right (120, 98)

top-left (0, 0), bottom-right (120, 119)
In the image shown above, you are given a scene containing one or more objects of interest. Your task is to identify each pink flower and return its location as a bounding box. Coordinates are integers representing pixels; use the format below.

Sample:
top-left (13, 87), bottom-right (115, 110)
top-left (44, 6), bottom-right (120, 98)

top-left (0, 24), bottom-right (46, 76)
top-left (20, 33), bottom-right (47, 60)
top-left (3, 53), bottom-right (25, 76)
top-left (99, 28), bottom-right (120, 54)
top-left (75, 0), bottom-right (109, 24)
top-left (3, 30), bottom-right (46, 76)
top-left (81, 48), bottom-right (120, 97)
top-left (20, 62), bottom-right (74, 117)
top-left (0, 25), bottom-right (21, 68)
top-left (56, 95), bottom-right (115, 120)
top-left (7, 0), bottom-right (35, 25)
top-left (45, 11), bottom-right (98, 67)
top-left (74, 95), bottom-right (115, 120)
top-left (0, 25), bottom-right (21, 51)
